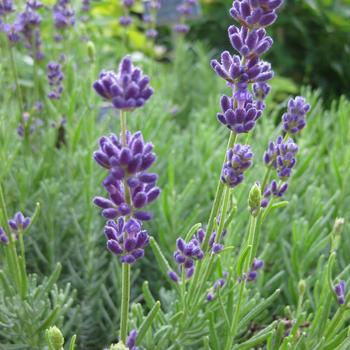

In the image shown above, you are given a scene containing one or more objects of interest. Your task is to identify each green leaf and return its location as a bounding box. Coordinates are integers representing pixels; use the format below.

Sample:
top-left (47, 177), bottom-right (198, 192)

top-left (137, 301), bottom-right (161, 344)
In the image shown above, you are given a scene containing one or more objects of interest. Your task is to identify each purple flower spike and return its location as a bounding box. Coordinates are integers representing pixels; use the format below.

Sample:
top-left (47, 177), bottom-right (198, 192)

top-left (282, 96), bottom-right (311, 134)
top-left (106, 217), bottom-right (149, 264)
top-left (247, 258), bottom-right (264, 282)
top-left (264, 136), bottom-right (298, 180)
top-left (0, 0), bottom-right (14, 16)
top-left (211, 0), bottom-right (281, 134)
top-left (119, 15), bottom-right (132, 27)
top-left (207, 276), bottom-right (226, 301)
top-left (230, 0), bottom-right (283, 29)
top-left (168, 270), bottom-right (179, 283)
top-left (228, 26), bottom-right (273, 60)
top-left (217, 93), bottom-right (263, 133)
top-left (221, 144), bottom-right (253, 188)
top-left (211, 51), bottom-right (273, 86)
top-left (173, 23), bottom-right (190, 34)
top-left (47, 61), bottom-right (64, 99)
top-left (145, 28), bottom-right (158, 39)
top-left (93, 131), bottom-right (160, 221)
top-left (261, 180), bottom-right (288, 207)
top-left (93, 56), bottom-right (153, 111)
top-left (334, 281), bottom-right (346, 305)
top-left (172, 236), bottom-right (204, 280)
top-left (126, 329), bottom-right (139, 350)
top-left (1, 23), bottom-right (22, 42)
top-left (53, 0), bottom-right (75, 30)
top-left (0, 227), bottom-right (9, 245)
top-left (8, 211), bottom-right (31, 232)
top-left (123, 0), bottom-right (135, 8)
top-left (174, 0), bottom-right (196, 35)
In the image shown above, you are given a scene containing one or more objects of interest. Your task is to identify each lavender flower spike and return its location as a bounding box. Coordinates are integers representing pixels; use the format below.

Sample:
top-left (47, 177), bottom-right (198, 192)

top-left (47, 61), bottom-right (64, 99)
top-left (93, 131), bottom-right (160, 221)
top-left (0, 227), bottom-right (9, 245)
top-left (221, 144), bottom-right (253, 187)
top-left (53, 0), bottom-right (75, 30)
top-left (247, 258), bottom-right (264, 282)
top-left (105, 217), bottom-right (149, 264)
top-left (264, 136), bottom-right (298, 180)
top-left (261, 180), bottom-right (288, 207)
top-left (171, 236), bottom-right (204, 280)
top-left (126, 329), bottom-right (139, 350)
top-left (230, 0), bottom-right (283, 28)
top-left (93, 56), bottom-right (153, 111)
top-left (0, 0), bottom-right (14, 16)
top-left (334, 281), bottom-right (346, 305)
top-left (282, 96), bottom-right (311, 134)
top-left (8, 211), bottom-right (31, 232)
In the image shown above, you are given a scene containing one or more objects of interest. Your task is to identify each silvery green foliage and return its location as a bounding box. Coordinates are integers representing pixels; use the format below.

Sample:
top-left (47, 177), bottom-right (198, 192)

top-left (0, 265), bottom-right (75, 349)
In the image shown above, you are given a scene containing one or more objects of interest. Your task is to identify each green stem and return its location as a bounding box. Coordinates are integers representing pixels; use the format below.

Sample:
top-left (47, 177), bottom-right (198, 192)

top-left (0, 184), bottom-right (22, 294)
top-left (120, 263), bottom-right (131, 343)
top-left (120, 111), bottom-right (127, 145)
top-left (187, 132), bottom-right (236, 304)
top-left (224, 215), bottom-right (258, 350)
top-left (215, 185), bottom-right (230, 244)
top-left (190, 186), bottom-right (231, 307)
top-left (202, 131), bottom-right (236, 252)
top-left (261, 168), bottom-right (271, 193)
top-left (119, 110), bottom-right (131, 342)
top-left (7, 44), bottom-right (24, 119)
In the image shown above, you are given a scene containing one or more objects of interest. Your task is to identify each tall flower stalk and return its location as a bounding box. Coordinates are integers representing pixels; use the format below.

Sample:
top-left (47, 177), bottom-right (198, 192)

top-left (92, 56), bottom-right (159, 344)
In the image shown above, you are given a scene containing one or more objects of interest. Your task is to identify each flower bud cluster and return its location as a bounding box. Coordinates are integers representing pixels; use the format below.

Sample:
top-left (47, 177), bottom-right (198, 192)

top-left (47, 61), bottom-right (64, 99)
top-left (143, 0), bottom-right (161, 39)
top-left (93, 56), bottom-right (153, 111)
top-left (334, 281), bottom-right (346, 305)
top-left (93, 56), bottom-right (159, 264)
top-left (174, 0), bottom-right (197, 35)
top-left (221, 144), bottom-right (253, 188)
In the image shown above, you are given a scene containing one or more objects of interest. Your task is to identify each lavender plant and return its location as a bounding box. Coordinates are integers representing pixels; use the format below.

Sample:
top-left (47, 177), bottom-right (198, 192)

top-left (92, 56), bottom-right (160, 346)
top-left (174, 0), bottom-right (197, 35)
top-left (143, 0), bottom-right (161, 44)
top-left (1, 0), bottom-right (350, 348)
top-left (0, 196), bottom-right (75, 348)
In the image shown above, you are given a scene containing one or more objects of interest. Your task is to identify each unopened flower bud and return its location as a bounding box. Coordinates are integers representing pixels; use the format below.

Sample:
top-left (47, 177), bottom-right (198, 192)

top-left (248, 183), bottom-right (261, 216)
top-left (333, 218), bottom-right (345, 236)
top-left (87, 41), bottom-right (96, 63)
top-left (46, 326), bottom-right (64, 350)
top-left (298, 279), bottom-right (306, 295)
top-left (332, 217), bottom-right (345, 251)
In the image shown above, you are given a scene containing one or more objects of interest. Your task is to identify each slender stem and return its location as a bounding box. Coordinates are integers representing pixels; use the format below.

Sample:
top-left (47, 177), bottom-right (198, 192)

top-left (187, 132), bottom-right (236, 303)
top-left (19, 231), bottom-right (27, 271)
top-left (224, 215), bottom-right (258, 350)
top-left (0, 184), bottom-right (22, 293)
top-left (7, 43), bottom-right (24, 119)
top-left (119, 110), bottom-right (131, 342)
top-left (190, 186), bottom-right (231, 307)
top-left (202, 131), bottom-right (236, 251)
top-left (215, 185), bottom-right (230, 244)
top-left (120, 111), bottom-right (127, 145)
top-left (120, 263), bottom-right (131, 343)
top-left (261, 168), bottom-right (271, 193)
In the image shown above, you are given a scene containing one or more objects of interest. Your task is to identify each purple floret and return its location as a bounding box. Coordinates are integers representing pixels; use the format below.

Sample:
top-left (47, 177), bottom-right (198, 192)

top-left (8, 211), bottom-right (31, 232)
top-left (105, 217), bottom-right (149, 264)
top-left (282, 96), bottom-right (311, 134)
top-left (93, 56), bottom-right (154, 111)
top-left (264, 136), bottom-right (298, 180)
top-left (47, 61), bottom-right (64, 99)
top-left (221, 144), bottom-right (253, 188)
